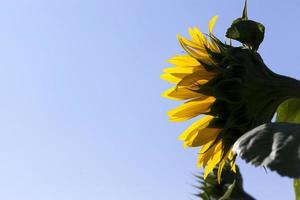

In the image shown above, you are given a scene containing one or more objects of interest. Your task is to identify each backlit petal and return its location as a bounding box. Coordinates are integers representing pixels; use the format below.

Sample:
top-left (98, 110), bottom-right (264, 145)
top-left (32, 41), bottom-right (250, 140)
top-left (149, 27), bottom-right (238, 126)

top-left (204, 142), bottom-right (222, 178)
top-left (208, 15), bottom-right (218, 35)
top-left (167, 96), bottom-right (215, 122)
top-left (167, 55), bottom-right (200, 66)
top-left (179, 116), bottom-right (214, 140)
top-left (160, 73), bottom-right (182, 84)
top-left (184, 128), bottom-right (220, 147)
top-left (177, 71), bottom-right (216, 89)
top-left (162, 87), bottom-right (202, 100)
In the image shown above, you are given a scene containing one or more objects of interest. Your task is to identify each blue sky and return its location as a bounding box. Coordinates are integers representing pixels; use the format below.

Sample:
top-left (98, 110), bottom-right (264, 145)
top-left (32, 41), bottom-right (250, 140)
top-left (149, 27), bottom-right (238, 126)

top-left (0, 0), bottom-right (298, 199)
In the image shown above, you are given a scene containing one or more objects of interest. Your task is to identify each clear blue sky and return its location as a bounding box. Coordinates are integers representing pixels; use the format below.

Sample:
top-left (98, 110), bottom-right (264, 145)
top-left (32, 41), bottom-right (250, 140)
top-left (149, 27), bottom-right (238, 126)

top-left (0, 0), bottom-right (298, 199)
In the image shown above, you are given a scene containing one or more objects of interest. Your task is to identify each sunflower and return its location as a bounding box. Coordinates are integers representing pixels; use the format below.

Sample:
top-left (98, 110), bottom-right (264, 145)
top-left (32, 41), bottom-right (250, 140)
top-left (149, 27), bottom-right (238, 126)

top-left (161, 16), bottom-right (298, 182)
top-left (161, 16), bottom-right (236, 182)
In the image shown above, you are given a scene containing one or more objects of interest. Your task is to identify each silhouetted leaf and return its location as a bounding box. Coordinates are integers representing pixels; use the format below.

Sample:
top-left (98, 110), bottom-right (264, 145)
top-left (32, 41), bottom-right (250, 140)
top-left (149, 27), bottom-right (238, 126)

top-left (233, 123), bottom-right (300, 178)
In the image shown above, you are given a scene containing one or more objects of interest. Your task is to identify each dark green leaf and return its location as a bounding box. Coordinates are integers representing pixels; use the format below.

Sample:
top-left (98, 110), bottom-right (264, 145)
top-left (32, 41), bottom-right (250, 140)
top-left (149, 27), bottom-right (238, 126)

top-left (233, 123), bottom-right (300, 178)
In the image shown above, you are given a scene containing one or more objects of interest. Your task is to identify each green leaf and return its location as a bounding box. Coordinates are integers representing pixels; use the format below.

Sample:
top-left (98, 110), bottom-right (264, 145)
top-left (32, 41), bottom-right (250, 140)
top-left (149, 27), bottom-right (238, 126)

top-left (276, 98), bottom-right (300, 123)
top-left (276, 98), bottom-right (300, 200)
top-left (233, 123), bottom-right (300, 178)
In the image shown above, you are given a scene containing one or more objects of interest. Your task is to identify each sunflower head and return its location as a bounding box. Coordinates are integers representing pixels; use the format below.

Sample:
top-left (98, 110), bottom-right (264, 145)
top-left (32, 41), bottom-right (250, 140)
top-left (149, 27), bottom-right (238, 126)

top-left (161, 15), bottom-right (295, 182)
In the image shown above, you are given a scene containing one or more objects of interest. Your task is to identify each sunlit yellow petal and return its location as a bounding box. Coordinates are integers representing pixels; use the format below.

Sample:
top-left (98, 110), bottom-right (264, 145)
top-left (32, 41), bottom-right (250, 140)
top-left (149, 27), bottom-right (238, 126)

top-left (167, 96), bottom-right (215, 122)
top-left (217, 157), bottom-right (227, 183)
top-left (162, 87), bottom-right (202, 100)
top-left (228, 149), bottom-right (234, 161)
top-left (189, 27), bottom-right (208, 45)
top-left (167, 55), bottom-right (200, 66)
top-left (188, 27), bottom-right (200, 44)
top-left (160, 73), bottom-right (182, 84)
top-left (231, 163), bottom-right (237, 173)
top-left (177, 35), bottom-right (211, 61)
top-left (178, 36), bottom-right (207, 54)
top-left (208, 40), bottom-right (220, 53)
top-left (163, 66), bottom-right (209, 79)
top-left (228, 149), bottom-right (237, 172)
top-left (204, 142), bottom-right (222, 178)
top-left (198, 141), bottom-right (216, 167)
top-left (179, 116), bottom-right (214, 140)
top-left (193, 27), bottom-right (208, 45)
top-left (208, 15), bottom-right (218, 35)
top-left (184, 128), bottom-right (220, 147)
top-left (163, 66), bottom-right (200, 74)
top-left (177, 71), bottom-right (216, 89)
top-left (198, 140), bottom-right (223, 167)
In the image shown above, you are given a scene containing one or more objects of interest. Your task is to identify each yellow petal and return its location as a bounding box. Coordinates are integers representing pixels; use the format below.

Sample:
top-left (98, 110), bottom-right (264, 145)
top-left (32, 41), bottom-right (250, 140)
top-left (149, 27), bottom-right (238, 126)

top-left (167, 55), bottom-right (200, 66)
top-left (177, 35), bottom-right (211, 61)
top-left (208, 15), bottom-right (218, 35)
top-left (184, 128), bottom-right (220, 147)
top-left (193, 27), bottom-right (208, 45)
top-left (162, 87), bottom-right (202, 100)
top-left (160, 73), bottom-right (182, 84)
top-left (216, 150), bottom-right (232, 183)
top-left (203, 142), bottom-right (222, 178)
top-left (163, 66), bottom-right (208, 79)
top-left (188, 27), bottom-right (207, 45)
top-left (181, 36), bottom-right (205, 50)
top-left (231, 163), bottom-right (237, 173)
top-left (188, 27), bottom-right (201, 44)
top-left (228, 149), bottom-right (234, 160)
top-left (198, 141), bottom-right (221, 167)
top-left (177, 71), bottom-right (216, 89)
top-left (228, 149), bottom-right (237, 173)
top-left (198, 142), bottom-right (214, 167)
top-left (179, 116), bottom-right (214, 140)
top-left (217, 157), bottom-right (227, 183)
top-left (167, 96), bottom-right (215, 122)
top-left (163, 66), bottom-right (200, 74)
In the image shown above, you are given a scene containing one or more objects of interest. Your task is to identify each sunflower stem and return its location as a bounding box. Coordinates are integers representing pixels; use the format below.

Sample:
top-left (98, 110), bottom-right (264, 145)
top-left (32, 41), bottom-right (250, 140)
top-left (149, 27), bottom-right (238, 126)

top-left (294, 179), bottom-right (300, 200)
top-left (276, 75), bottom-right (300, 100)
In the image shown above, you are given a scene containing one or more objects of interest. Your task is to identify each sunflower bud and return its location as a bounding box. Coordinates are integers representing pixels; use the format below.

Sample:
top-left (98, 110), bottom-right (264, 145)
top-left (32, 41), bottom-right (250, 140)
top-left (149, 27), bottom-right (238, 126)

top-left (226, 0), bottom-right (265, 51)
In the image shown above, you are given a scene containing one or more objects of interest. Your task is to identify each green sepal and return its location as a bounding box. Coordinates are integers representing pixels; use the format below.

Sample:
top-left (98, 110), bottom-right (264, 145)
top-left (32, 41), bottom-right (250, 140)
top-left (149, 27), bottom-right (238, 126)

top-left (207, 117), bottom-right (226, 129)
top-left (208, 100), bottom-right (231, 119)
top-left (213, 78), bottom-right (243, 103)
top-left (198, 59), bottom-right (223, 73)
